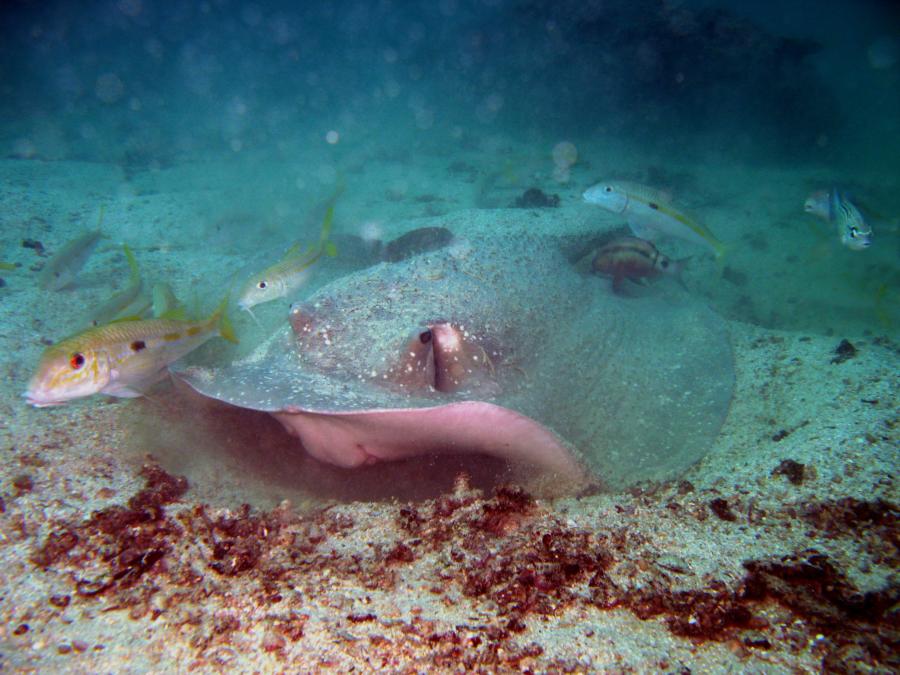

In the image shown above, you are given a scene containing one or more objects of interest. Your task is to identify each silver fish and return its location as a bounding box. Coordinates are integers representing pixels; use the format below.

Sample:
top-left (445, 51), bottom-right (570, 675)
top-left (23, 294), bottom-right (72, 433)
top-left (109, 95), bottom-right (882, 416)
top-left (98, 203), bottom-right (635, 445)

top-left (583, 181), bottom-right (727, 259)
top-left (39, 229), bottom-right (103, 291)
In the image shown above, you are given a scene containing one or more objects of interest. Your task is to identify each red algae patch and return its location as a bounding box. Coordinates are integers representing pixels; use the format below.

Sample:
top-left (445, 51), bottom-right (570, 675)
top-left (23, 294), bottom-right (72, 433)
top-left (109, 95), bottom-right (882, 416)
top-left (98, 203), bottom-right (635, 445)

top-left (25, 465), bottom-right (900, 673)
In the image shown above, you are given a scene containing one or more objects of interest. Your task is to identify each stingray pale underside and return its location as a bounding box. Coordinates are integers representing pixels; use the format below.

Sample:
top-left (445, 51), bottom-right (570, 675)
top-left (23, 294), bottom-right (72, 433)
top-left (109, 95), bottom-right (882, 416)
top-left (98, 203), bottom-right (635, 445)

top-left (174, 229), bottom-right (734, 491)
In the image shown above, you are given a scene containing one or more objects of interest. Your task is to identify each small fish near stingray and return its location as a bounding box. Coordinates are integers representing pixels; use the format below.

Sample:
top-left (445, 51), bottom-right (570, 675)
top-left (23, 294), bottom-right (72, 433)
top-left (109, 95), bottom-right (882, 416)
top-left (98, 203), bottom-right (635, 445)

top-left (591, 236), bottom-right (688, 294)
top-left (583, 180), bottom-right (727, 260)
top-left (804, 188), bottom-right (873, 251)
top-left (25, 299), bottom-right (236, 407)
top-left (173, 227), bottom-right (735, 493)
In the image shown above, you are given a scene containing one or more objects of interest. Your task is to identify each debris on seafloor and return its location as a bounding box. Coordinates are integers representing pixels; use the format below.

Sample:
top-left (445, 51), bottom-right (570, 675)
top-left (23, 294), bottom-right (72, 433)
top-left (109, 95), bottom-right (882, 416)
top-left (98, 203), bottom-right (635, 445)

top-left (831, 338), bottom-right (858, 364)
top-left (513, 187), bottom-right (560, 208)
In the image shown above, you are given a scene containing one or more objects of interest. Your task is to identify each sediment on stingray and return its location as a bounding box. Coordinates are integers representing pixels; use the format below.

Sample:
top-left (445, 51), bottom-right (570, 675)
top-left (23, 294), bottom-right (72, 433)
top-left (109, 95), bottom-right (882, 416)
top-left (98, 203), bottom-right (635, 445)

top-left (174, 228), bottom-right (735, 493)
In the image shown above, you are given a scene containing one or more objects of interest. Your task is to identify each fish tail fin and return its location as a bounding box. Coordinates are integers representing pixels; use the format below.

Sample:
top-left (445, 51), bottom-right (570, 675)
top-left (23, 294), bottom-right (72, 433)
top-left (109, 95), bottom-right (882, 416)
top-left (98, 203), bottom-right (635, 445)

top-left (319, 205), bottom-right (338, 257)
top-left (210, 295), bottom-right (239, 344)
top-left (122, 244), bottom-right (141, 285)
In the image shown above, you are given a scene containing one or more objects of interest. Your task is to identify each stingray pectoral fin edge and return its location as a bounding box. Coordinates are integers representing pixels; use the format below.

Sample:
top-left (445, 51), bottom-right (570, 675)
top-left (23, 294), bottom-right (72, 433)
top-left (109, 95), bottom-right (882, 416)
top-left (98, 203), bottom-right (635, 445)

top-left (270, 401), bottom-right (590, 482)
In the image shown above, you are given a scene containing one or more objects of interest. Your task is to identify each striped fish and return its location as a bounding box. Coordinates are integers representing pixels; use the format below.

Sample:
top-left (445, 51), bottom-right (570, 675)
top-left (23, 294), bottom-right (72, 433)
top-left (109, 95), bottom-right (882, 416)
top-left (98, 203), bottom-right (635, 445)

top-left (828, 189), bottom-right (873, 251)
top-left (583, 181), bottom-right (726, 259)
top-left (592, 236), bottom-right (688, 293)
top-left (25, 298), bottom-right (237, 407)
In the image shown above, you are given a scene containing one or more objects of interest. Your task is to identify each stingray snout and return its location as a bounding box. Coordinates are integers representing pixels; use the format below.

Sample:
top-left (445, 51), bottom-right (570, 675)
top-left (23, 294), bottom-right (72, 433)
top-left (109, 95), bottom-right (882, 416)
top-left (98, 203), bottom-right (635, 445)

top-left (387, 321), bottom-right (497, 394)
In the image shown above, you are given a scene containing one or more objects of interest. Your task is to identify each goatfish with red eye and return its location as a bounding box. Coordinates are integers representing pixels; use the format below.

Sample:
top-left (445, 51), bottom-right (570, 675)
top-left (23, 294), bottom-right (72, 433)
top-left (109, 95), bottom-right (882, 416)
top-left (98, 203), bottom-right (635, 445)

top-left (591, 236), bottom-right (689, 295)
top-left (24, 297), bottom-right (237, 407)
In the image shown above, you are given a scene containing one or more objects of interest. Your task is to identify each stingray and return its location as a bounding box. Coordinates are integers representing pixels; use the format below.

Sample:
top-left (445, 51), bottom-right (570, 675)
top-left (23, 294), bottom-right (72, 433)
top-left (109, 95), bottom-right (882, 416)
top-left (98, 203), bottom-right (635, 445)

top-left (174, 227), bottom-right (734, 492)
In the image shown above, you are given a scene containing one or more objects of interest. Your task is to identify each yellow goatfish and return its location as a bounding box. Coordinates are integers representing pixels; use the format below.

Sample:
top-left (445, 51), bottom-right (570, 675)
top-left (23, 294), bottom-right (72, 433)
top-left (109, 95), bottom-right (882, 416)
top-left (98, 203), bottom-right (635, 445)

top-left (25, 297), bottom-right (237, 407)
top-left (88, 244), bottom-right (146, 326)
top-left (583, 181), bottom-right (727, 259)
top-left (236, 205), bottom-right (338, 316)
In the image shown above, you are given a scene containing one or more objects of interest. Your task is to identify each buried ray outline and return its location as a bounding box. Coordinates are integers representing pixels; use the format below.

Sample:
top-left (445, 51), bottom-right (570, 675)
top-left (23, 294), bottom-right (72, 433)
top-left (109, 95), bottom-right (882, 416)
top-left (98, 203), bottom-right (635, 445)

top-left (174, 228), bottom-right (735, 492)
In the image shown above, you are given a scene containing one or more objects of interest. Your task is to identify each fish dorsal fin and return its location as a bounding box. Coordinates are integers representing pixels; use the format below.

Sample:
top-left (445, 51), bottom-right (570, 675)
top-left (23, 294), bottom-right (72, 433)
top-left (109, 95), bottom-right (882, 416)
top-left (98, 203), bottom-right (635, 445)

top-left (158, 306), bottom-right (188, 321)
top-left (109, 314), bottom-right (144, 324)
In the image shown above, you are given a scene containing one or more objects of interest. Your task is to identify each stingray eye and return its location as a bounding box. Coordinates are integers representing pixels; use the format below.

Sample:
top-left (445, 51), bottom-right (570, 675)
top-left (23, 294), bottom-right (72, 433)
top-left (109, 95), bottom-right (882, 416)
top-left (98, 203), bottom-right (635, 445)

top-left (257, 281), bottom-right (268, 289)
top-left (419, 330), bottom-right (433, 344)
top-left (70, 353), bottom-right (85, 370)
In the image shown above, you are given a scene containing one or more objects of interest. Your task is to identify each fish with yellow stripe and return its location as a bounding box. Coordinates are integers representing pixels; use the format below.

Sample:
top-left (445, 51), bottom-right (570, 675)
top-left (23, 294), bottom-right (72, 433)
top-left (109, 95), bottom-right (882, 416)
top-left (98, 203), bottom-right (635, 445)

top-left (236, 205), bottom-right (338, 317)
top-left (25, 297), bottom-right (237, 407)
top-left (583, 180), bottom-right (727, 259)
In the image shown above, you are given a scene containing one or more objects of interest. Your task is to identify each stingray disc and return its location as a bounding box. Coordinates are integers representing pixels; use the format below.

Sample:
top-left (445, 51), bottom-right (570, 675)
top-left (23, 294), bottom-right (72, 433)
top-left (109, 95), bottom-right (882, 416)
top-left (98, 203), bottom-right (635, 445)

top-left (175, 230), bottom-right (733, 490)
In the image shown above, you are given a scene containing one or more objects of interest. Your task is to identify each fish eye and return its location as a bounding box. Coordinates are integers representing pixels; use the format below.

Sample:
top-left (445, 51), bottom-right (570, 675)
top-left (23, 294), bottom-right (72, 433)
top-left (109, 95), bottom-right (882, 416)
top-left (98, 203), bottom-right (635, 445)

top-left (257, 281), bottom-right (268, 289)
top-left (419, 330), bottom-right (433, 344)
top-left (70, 353), bottom-right (85, 370)
top-left (604, 186), bottom-right (613, 193)
top-left (849, 227), bottom-right (859, 238)
top-left (661, 260), bottom-right (669, 268)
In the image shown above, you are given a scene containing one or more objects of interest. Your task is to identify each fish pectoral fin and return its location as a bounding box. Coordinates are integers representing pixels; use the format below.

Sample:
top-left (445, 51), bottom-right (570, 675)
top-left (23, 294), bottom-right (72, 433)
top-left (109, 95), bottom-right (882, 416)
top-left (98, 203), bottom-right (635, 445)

top-left (627, 220), bottom-right (656, 240)
top-left (103, 385), bottom-right (146, 398)
top-left (102, 370), bottom-right (167, 398)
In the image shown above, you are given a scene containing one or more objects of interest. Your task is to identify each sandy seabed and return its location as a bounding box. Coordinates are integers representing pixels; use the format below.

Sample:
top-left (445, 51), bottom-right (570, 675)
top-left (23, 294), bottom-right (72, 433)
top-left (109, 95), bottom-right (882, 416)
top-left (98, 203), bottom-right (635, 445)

top-left (0, 140), bottom-right (897, 673)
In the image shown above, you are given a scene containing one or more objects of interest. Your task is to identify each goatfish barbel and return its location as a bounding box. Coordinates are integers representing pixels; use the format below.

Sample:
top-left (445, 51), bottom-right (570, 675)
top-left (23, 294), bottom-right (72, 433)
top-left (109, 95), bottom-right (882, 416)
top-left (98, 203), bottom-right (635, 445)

top-left (25, 297), bottom-right (237, 407)
top-left (592, 236), bottom-right (688, 294)
top-left (236, 205), bottom-right (338, 315)
top-left (583, 181), bottom-right (727, 259)
top-left (804, 188), bottom-right (873, 251)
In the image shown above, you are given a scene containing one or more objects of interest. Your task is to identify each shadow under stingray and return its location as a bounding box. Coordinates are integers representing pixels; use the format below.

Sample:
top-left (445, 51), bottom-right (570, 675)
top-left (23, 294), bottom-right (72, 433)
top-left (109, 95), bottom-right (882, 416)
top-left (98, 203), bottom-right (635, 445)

top-left (118, 382), bottom-right (539, 511)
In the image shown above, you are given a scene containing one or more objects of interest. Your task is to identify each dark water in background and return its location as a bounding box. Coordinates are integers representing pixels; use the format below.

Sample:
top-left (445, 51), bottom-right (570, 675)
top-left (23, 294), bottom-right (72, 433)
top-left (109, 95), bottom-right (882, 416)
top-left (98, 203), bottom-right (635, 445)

top-left (1, 0), bottom-right (898, 171)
